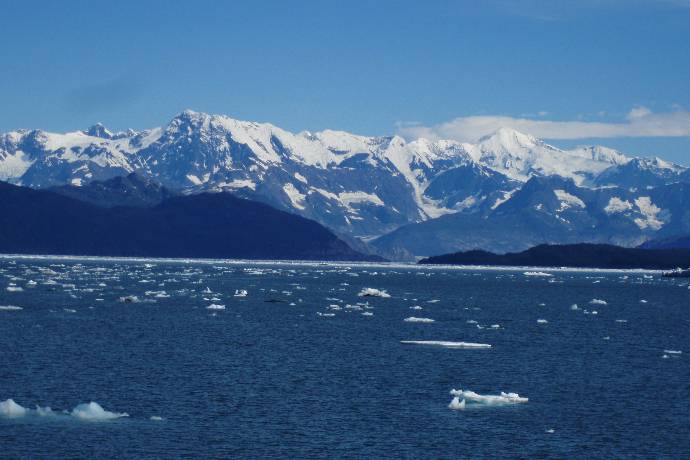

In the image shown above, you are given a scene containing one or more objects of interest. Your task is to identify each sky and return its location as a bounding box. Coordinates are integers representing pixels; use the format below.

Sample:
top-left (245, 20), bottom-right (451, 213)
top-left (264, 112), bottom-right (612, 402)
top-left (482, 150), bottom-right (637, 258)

top-left (1, 0), bottom-right (689, 163)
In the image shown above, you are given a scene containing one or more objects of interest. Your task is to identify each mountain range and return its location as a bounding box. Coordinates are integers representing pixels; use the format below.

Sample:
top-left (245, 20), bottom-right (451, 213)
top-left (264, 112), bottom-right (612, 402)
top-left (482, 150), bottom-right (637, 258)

top-left (2, 110), bottom-right (689, 260)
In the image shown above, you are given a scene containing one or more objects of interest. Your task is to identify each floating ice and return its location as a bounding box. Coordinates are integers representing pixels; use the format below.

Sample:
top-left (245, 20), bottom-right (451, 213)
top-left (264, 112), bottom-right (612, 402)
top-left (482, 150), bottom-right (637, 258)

top-left (615, 319), bottom-right (627, 323)
top-left (448, 396), bottom-right (466, 410)
top-left (410, 306), bottom-right (423, 310)
top-left (361, 312), bottom-right (373, 316)
top-left (590, 299), bottom-right (608, 305)
top-left (206, 303), bottom-right (225, 310)
top-left (119, 296), bottom-right (139, 303)
top-left (400, 341), bottom-right (491, 349)
top-left (537, 319), bottom-right (548, 324)
top-left (640, 299), bottom-right (648, 303)
top-left (71, 402), bottom-right (129, 421)
top-left (523, 272), bottom-right (553, 277)
top-left (546, 428), bottom-right (555, 434)
top-left (404, 317), bottom-right (435, 323)
top-left (664, 350), bottom-right (682, 355)
top-left (450, 389), bottom-right (528, 405)
top-left (0, 399), bottom-right (27, 417)
top-left (0, 305), bottom-right (22, 311)
top-left (426, 299), bottom-right (440, 303)
top-left (6, 286), bottom-right (23, 292)
top-left (234, 289), bottom-right (248, 297)
top-left (150, 415), bottom-right (164, 421)
top-left (358, 288), bottom-right (390, 298)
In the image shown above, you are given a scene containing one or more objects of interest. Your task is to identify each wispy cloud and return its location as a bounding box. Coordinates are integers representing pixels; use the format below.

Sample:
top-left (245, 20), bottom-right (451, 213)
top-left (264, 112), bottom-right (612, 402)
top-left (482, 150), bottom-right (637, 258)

top-left (396, 107), bottom-right (690, 142)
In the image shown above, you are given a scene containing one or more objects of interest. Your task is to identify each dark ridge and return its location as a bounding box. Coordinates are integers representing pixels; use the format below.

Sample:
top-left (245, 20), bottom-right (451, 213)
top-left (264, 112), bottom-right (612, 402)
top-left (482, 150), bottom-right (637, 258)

top-left (49, 172), bottom-right (176, 208)
top-left (640, 233), bottom-right (690, 250)
top-left (0, 180), bottom-right (380, 261)
top-left (418, 243), bottom-right (690, 270)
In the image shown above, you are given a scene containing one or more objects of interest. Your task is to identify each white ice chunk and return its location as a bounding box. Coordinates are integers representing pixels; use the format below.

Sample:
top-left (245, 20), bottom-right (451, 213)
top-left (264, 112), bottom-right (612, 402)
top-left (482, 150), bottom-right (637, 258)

top-left (400, 340), bottom-right (491, 349)
top-left (71, 402), bottom-right (129, 421)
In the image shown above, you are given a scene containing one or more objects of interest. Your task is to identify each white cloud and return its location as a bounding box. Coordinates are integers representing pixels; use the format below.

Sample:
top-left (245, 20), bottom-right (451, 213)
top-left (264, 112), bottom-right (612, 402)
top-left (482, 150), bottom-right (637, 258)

top-left (397, 107), bottom-right (690, 142)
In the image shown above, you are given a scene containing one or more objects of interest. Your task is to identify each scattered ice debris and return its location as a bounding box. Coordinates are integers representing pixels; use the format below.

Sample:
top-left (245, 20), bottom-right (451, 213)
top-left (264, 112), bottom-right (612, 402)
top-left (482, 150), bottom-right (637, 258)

top-left (203, 287), bottom-right (212, 294)
top-left (546, 429), bottom-right (555, 434)
top-left (150, 415), bottom-right (164, 421)
top-left (71, 402), bottom-right (129, 421)
top-left (404, 317), bottom-right (435, 323)
top-left (664, 350), bottom-right (682, 355)
top-left (589, 299), bottom-right (608, 305)
top-left (490, 324), bottom-right (501, 329)
top-left (615, 319), bottom-right (627, 323)
top-left (449, 389), bottom-right (528, 407)
top-left (358, 288), bottom-right (390, 298)
top-left (467, 320), bottom-right (478, 324)
top-left (0, 305), bottom-right (22, 311)
top-left (603, 336), bottom-right (610, 340)
top-left (206, 304), bottom-right (225, 310)
top-left (400, 341), bottom-right (491, 349)
top-left (640, 299), bottom-right (648, 303)
top-left (410, 305), bottom-right (423, 310)
top-left (537, 319), bottom-right (548, 324)
top-left (361, 312), bottom-right (374, 316)
top-left (6, 286), bottom-right (23, 292)
top-left (426, 299), bottom-right (440, 304)
top-left (317, 312), bottom-right (335, 317)
top-left (63, 308), bottom-right (77, 313)
top-left (234, 289), bottom-right (248, 297)
top-left (523, 271), bottom-right (553, 277)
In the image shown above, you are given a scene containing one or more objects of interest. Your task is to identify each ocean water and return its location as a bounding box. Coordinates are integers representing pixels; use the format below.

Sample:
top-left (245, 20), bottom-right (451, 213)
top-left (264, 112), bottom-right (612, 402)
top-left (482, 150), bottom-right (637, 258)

top-left (1, 256), bottom-right (688, 459)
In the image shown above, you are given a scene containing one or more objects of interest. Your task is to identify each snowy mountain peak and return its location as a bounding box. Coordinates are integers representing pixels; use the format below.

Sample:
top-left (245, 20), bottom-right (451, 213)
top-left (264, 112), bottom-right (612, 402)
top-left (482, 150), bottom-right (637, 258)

top-left (84, 123), bottom-right (113, 139)
top-left (478, 127), bottom-right (540, 150)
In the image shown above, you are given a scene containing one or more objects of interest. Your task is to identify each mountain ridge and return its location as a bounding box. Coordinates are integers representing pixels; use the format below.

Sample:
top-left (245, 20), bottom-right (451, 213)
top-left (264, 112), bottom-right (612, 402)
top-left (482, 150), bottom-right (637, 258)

top-left (2, 110), bottom-right (687, 259)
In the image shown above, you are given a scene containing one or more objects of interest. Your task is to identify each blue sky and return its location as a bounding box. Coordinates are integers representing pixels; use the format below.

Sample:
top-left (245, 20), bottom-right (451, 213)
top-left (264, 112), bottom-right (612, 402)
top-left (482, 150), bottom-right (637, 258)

top-left (1, 0), bottom-right (689, 163)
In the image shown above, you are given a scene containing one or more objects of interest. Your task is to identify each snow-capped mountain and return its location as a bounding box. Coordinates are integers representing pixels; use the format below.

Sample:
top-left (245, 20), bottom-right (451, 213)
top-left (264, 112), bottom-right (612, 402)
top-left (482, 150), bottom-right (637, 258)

top-left (1, 110), bottom-right (687, 255)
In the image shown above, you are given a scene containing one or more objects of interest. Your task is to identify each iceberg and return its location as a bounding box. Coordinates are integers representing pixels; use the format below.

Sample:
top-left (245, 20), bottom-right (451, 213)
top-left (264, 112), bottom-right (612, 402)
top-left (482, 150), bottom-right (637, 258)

top-left (400, 340), bottom-right (491, 349)
top-left (71, 402), bottom-right (129, 421)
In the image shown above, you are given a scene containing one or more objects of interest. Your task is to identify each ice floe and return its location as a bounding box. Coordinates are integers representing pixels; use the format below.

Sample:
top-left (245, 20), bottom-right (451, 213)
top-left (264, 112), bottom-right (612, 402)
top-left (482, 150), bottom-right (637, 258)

top-left (71, 402), bottom-right (129, 420)
top-left (0, 305), bottom-right (22, 311)
top-left (589, 299), bottom-right (608, 305)
top-left (119, 295), bottom-right (140, 303)
top-left (0, 399), bottom-right (27, 417)
top-left (400, 340), bottom-right (491, 349)
top-left (537, 319), bottom-right (548, 324)
top-left (523, 271), bottom-right (553, 277)
top-left (358, 288), bottom-right (390, 298)
top-left (404, 317), bottom-right (435, 323)
top-left (206, 304), bottom-right (225, 310)
top-left (0, 399), bottom-right (128, 421)
top-left (449, 389), bottom-right (528, 405)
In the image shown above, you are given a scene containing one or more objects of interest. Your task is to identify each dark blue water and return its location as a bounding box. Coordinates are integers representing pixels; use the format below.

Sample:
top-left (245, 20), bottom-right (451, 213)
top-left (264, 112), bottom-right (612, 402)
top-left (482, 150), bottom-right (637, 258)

top-left (1, 256), bottom-right (688, 459)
